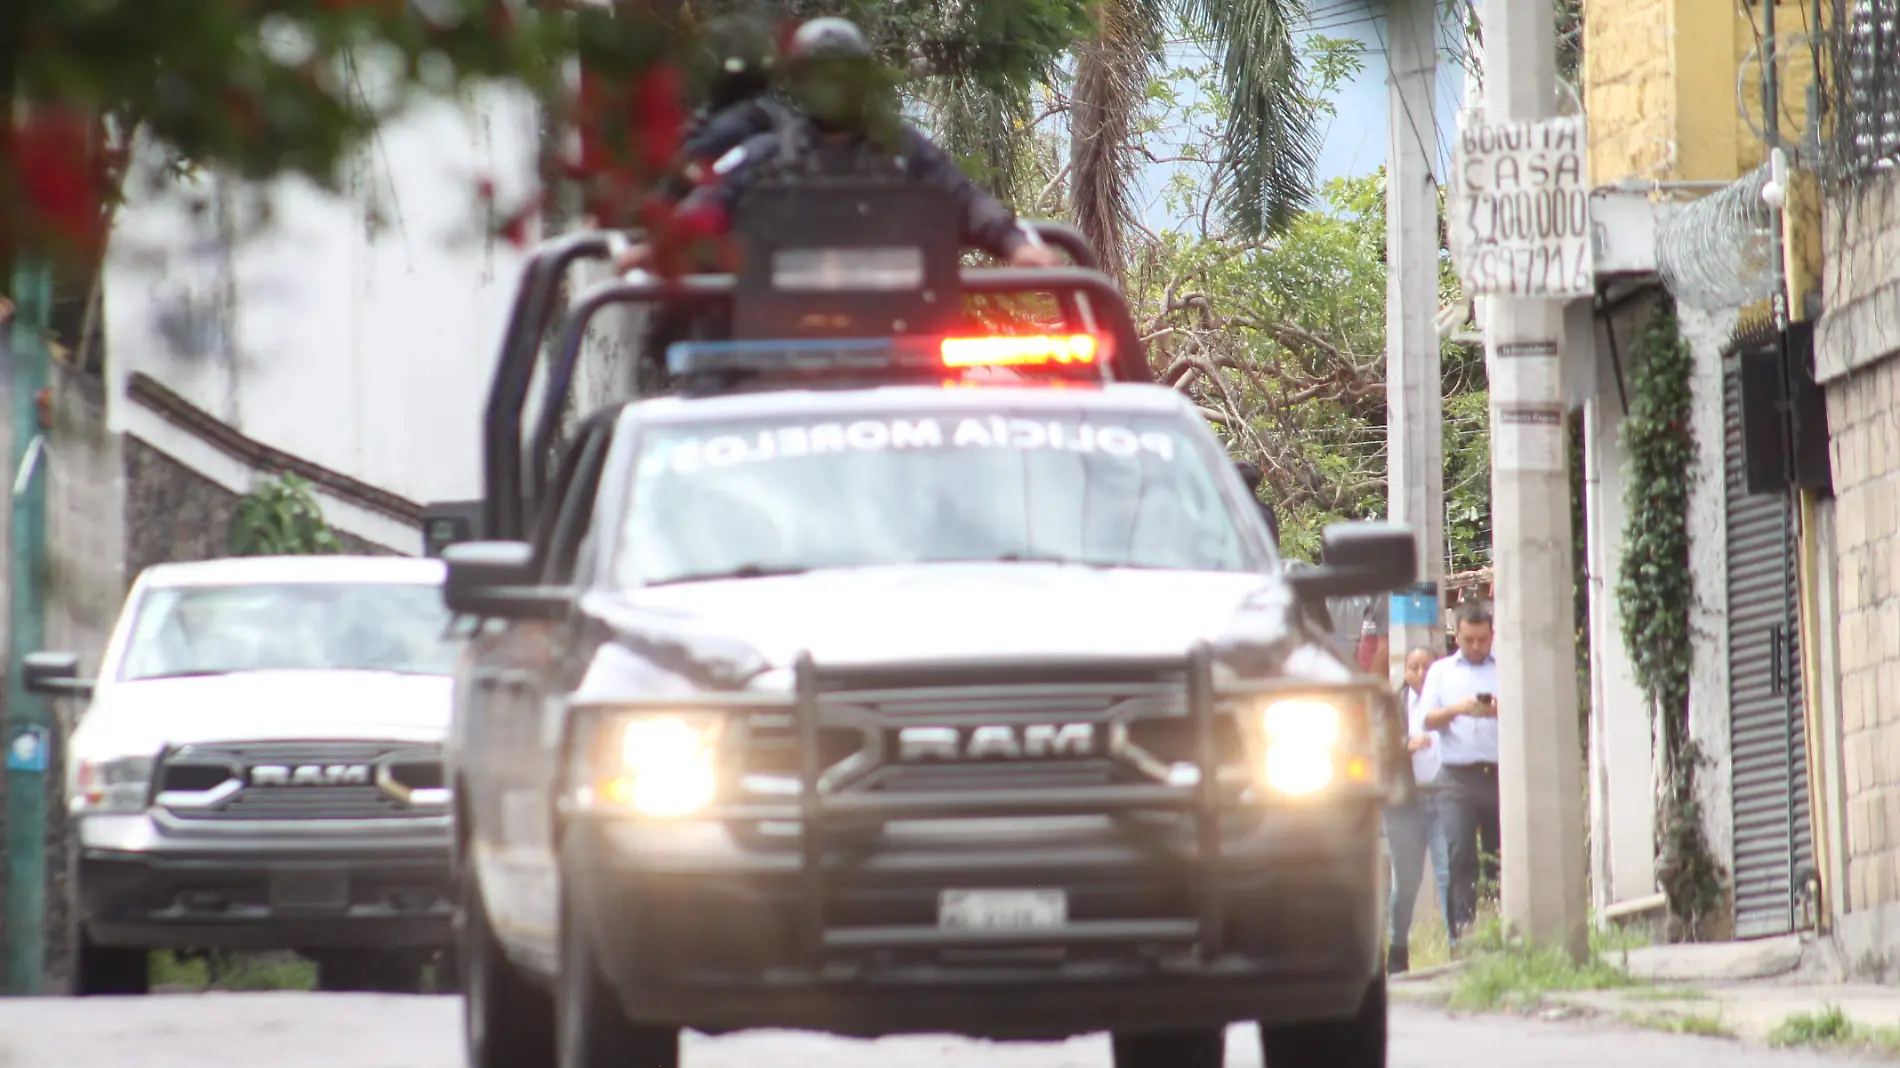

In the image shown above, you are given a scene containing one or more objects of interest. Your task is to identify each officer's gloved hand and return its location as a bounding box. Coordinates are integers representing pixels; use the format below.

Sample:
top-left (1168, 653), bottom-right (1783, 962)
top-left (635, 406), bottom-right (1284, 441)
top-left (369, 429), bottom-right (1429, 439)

top-left (1008, 243), bottom-right (1064, 268)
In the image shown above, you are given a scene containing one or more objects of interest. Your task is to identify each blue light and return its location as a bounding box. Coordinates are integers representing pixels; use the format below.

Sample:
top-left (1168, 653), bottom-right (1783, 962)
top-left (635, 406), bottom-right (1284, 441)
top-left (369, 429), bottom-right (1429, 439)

top-left (665, 337), bottom-right (918, 376)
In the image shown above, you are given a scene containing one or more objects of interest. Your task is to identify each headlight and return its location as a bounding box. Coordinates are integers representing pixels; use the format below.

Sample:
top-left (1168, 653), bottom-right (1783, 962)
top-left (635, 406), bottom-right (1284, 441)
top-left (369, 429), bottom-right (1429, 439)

top-left (73, 755), bottom-right (155, 814)
top-left (1257, 699), bottom-right (1351, 797)
top-left (597, 714), bottom-right (726, 817)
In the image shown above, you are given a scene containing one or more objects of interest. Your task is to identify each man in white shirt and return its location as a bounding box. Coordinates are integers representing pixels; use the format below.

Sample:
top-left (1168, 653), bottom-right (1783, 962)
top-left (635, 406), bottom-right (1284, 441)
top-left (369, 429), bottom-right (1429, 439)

top-left (1384, 645), bottom-right (1451, 974)
top-left (1418, 601), bottom-right (1500, 947)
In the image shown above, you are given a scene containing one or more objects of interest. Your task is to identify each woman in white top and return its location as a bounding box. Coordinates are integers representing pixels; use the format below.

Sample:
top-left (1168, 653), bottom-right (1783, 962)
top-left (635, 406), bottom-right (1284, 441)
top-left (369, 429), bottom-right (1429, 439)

top-left (1384, 645), bottom-right (1452, 974)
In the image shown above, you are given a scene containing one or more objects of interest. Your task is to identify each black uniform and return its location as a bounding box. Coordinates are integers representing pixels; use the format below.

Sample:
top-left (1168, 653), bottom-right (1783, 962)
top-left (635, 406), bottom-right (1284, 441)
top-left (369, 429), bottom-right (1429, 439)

top-left (659, 94), bottom-right (799, 201)
top-left (691, 117), bottom-right (1031, 262)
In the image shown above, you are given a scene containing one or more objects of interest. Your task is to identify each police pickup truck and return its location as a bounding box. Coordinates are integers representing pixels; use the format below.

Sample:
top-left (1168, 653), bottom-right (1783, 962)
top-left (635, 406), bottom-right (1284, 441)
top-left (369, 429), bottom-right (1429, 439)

top-left (443, 187), bottom-right (1414, 1068)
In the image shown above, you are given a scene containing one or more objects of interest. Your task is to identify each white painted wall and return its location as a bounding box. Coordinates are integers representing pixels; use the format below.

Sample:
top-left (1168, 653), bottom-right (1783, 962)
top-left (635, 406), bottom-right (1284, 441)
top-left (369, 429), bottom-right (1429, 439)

top-left (1584, 310), bottom-right (1659, 913)
top-left (102, 83), bottom-right (603, 553)
top-left (1681, 304), bottom-right (1740, 883)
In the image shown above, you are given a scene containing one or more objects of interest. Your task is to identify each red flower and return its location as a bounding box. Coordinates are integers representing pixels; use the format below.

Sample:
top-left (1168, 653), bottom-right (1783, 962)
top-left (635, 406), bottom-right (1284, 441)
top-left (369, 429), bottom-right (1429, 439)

top-left (630, 65), bottom-right (684, 173)
top-left (11, 110), bottom-right (105, 252)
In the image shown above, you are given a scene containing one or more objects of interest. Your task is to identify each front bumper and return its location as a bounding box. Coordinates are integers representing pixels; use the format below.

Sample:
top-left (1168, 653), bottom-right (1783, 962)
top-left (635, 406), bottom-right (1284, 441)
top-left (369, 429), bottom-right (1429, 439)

top-left (75, 812), bottom-right (453, 952)
top-left (560, 647), bottom-right (1397, 1041)
top-left (568, 806), bottom-right (1384, 1040)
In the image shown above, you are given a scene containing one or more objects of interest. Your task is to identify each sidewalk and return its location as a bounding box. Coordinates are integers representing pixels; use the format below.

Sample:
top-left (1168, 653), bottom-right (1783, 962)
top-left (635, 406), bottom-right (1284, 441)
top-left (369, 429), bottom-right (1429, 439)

top-left (1391, 935), bottom-right (1900, 1051)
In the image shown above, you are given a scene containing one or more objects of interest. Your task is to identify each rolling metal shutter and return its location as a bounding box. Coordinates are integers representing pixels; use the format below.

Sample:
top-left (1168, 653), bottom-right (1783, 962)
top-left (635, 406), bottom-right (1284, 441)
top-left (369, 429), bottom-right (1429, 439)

top-left (1723, 356), bottom-right (1815, 938)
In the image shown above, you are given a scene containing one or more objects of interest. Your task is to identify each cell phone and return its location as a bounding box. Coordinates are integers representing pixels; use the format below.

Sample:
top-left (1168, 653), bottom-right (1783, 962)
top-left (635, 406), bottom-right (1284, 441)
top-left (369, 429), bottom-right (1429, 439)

top-left (1476, 692), bottom-right (1494, 704)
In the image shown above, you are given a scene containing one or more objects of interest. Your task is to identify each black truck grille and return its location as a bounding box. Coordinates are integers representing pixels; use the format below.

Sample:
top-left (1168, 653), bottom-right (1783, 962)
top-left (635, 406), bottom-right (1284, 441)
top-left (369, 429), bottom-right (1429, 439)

top-left (159, 741), bottom-right (445, 821)
top-left (739, 669), bottom-right (1242, 793)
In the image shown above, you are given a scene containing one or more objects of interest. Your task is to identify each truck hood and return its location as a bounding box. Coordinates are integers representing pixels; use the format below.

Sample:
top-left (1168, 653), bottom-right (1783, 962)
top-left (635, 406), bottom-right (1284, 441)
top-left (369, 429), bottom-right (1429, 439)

top-left (70, 670), bottom-right (453, 759)
top-left (594, 563), bottom-right (1292, 671)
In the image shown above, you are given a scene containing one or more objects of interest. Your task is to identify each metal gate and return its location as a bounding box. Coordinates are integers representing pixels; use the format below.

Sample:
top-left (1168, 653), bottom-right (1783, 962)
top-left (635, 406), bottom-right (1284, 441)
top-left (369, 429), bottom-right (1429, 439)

top-left (1722, 356), bottom-right (1815, 938)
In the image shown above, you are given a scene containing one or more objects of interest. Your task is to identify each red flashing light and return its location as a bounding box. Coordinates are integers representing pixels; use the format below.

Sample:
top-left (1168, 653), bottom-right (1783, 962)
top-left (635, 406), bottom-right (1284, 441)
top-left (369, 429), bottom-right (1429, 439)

top-left (940, 333), bottom-right (1099, 368)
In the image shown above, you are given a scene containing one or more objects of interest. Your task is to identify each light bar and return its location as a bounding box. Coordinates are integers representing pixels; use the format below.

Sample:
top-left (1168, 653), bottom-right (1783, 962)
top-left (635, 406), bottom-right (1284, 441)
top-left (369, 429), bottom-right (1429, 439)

top-left (940, 334), bottom-right (1098, 368)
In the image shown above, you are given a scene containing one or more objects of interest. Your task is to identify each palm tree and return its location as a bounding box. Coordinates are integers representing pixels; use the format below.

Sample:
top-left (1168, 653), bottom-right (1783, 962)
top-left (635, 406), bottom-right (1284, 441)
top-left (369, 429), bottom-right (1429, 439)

top-left (1071, 0), bottom-right (1319, 276)
top-left (683, 0), bottom-right (1320, 277)
top-left (930, 0), bottom-right (1320, 277)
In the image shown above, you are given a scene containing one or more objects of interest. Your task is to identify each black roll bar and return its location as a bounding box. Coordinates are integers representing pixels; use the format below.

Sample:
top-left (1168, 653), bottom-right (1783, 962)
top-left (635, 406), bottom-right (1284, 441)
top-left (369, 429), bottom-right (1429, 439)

top-left (483, 231), bottom-right (1135, 539)
top-left (482, 231), bottom-right (618, 541)
top-left (959, 267), bottom-right (1151, 383)
top-left (1021, 220), bottom-right (1099, 272)
top-left (513, 264), bottom-right (1151, 522)
top-left (525, 273), bottom-right (735, 511)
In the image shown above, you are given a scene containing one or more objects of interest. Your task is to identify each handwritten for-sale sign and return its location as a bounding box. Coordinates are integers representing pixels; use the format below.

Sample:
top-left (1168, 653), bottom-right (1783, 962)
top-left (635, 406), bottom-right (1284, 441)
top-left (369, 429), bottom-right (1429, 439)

top-left (1449, 114), bottom-right (1594, 299)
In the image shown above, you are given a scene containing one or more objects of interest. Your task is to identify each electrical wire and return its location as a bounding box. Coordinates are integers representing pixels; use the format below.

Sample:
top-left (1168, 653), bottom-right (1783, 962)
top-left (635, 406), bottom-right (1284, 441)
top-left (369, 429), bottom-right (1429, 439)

top-left (1370, 2), bottom-right (1444, 187)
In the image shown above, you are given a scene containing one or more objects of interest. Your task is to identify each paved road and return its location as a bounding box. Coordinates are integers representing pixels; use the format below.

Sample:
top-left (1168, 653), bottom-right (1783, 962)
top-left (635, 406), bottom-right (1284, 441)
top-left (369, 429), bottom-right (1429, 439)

top-left (0, 995), bottom-right (1885, 1068)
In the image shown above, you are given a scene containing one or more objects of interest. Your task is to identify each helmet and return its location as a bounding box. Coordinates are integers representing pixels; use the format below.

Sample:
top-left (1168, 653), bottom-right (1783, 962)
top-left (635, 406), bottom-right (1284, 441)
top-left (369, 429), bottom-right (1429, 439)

top-left (786, 17), bottom-right (874, 65)
top-left (784, 17), bottom-right (879, 132)
top-left (700, 15), bottom-right (777, 110)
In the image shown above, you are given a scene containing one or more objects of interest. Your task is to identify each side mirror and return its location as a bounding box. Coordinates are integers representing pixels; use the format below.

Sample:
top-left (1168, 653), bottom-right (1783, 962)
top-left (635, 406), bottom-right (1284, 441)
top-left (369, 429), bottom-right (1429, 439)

top-left (1283, 522), bottom-right (1418, 600)
top-left (22, 651), bottom-right (94, 699)
top-left (442, 541), bottom-right (570, 621)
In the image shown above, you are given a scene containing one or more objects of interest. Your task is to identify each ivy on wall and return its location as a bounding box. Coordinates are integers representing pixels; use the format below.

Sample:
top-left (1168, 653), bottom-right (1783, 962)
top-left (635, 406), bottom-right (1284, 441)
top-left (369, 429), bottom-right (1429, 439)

top-left (230, 474), bottom-right (342, 556)
top-left (1615, 300), bottom-right (1725, 938)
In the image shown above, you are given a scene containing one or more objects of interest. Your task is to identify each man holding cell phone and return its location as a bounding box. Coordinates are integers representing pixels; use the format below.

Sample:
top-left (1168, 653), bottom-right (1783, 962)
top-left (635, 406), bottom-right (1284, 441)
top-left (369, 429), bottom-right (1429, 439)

top-left (1419, 600), bottom-right (1501, 949)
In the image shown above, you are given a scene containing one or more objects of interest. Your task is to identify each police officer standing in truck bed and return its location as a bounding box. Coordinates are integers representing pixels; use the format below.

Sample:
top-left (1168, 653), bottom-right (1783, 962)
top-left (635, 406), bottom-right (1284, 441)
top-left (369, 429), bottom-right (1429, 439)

top-left (617, 16), bottom-right (1063, 272)
top-left (655, 14), bottom-right (798, 204)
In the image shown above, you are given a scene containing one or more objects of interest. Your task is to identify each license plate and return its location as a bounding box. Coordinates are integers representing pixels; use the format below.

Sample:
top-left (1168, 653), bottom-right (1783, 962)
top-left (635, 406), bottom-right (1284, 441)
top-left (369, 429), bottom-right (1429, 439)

top-left (938, 889), bottom-right (1067, 931)
top-left (269, 869), bottom-right (349, 910)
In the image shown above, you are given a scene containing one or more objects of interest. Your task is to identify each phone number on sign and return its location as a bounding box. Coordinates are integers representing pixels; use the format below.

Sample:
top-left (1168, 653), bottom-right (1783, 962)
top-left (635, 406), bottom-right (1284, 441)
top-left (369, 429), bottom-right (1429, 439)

top-left (1461, 243), bottom-right (1591, 297)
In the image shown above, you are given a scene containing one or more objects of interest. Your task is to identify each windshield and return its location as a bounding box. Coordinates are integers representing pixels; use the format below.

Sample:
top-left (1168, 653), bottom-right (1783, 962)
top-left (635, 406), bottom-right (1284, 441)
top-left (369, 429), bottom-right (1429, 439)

top-left (118, 581), bottom-right (459, 681)
top-left (616, 408), bottom-right (1261, 588)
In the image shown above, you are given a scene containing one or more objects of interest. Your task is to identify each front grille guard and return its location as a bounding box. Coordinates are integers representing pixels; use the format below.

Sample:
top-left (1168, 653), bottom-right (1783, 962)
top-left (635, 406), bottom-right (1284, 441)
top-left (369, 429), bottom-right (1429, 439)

top-left (563, 643), bottom-right (1402, 966)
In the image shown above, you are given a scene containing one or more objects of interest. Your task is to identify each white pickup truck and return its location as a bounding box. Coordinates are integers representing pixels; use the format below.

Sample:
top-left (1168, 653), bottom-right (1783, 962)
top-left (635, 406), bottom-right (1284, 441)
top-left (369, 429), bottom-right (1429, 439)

top-left (25, 554), bottom-right (462, 995)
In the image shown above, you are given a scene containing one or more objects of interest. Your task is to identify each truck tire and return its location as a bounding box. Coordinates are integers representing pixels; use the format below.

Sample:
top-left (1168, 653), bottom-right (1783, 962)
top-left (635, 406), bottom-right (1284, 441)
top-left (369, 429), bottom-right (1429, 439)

top-left (463, 876), bottom-right (555, 1068)
top-left (1109, 1027), bottom-right (1225, 1068)
top-left (72, 930), bottom-right (149, 996)
top-left (1259, 977), bottom-right (1386, 1068)
top-left (556, 904), bottom-right (679, 1068)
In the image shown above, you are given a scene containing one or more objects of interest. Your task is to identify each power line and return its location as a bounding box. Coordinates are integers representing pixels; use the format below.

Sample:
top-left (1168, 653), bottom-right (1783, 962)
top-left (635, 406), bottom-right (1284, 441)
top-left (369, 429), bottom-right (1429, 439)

top-left (1371, 2), bottom-right (1445, 186)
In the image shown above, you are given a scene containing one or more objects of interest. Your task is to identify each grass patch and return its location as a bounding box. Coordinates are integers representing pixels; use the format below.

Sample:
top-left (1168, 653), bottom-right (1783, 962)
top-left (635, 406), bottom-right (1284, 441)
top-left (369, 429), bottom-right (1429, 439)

top-left (1767, 1006), bottom-right (1900, 1054)
top-left (1444, 902), bottom-right (1645, 1012)
top-left (150, 950), bottom-right (316, 992)
top-left (1624, 1010), bottom-right (1732, 1037)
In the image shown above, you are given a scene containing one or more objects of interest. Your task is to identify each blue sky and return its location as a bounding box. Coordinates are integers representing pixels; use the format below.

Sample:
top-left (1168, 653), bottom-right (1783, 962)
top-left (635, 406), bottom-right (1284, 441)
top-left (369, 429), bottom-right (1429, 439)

top-left (1133, 5), bottom-right (1469, 229)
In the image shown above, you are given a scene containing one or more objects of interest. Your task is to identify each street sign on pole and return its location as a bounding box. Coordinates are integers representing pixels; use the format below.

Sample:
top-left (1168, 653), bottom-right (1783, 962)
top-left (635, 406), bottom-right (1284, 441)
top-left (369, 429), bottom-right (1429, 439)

top-left (5, 255), bottom-right (53, 994)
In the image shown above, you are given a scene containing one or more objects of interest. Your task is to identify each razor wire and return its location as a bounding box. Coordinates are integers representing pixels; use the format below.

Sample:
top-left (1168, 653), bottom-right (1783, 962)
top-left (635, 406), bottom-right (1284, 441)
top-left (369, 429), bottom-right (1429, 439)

top-left (1655, 162), bottom-right (1778, 311)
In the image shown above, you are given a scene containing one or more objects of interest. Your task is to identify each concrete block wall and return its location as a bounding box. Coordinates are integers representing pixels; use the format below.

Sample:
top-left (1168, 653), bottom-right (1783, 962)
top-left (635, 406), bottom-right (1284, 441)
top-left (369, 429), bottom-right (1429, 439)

top-left (1827, 352), bottom-right (1900, 913)
top-left (1816, 172), bottom-right (1900, 970)
top-left (38, 363), bottom-right (130, 990)
top-left (122, 436), bottom-right (396, 586)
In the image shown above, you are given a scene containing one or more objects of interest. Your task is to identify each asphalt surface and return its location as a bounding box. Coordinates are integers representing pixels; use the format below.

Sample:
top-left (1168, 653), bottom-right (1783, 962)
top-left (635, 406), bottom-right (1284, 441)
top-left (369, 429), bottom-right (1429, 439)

top-left (0, 996), bottom-right (1888, 1068)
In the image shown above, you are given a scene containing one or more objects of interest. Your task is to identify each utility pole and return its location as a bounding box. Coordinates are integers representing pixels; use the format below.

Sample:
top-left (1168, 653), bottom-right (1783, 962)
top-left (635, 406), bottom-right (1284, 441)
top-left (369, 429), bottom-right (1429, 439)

top-left (4, 241), bottom-right (53, 995)
top-left (1385, 0), bottom-right (1445, 679)
top-left (1479, 0), bottom-right (1590, 960)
